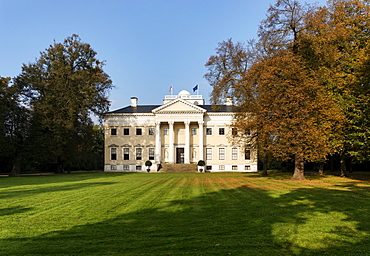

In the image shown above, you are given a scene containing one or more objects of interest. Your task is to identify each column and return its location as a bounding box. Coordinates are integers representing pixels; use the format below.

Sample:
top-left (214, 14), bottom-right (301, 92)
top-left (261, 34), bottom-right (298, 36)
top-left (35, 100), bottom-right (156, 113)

top-left (169, 121), bottom-right (174, 164)
top-left (155, 122), bottom-right (161, 163)
top-left (198, 121), bottom-right (204, 161)
top-left (184, 121), bottom-right (190, 164)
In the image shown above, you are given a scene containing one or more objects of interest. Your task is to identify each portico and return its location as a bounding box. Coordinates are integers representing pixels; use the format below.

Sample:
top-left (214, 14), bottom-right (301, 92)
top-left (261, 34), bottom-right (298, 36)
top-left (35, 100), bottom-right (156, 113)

top-left (154, 120), bottom-right (205, 164)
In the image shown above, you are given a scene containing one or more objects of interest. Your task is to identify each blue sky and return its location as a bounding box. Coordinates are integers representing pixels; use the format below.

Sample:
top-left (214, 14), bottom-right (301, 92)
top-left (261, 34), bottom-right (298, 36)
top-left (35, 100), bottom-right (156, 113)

top-left (1, 0), bottom-right (326, 111)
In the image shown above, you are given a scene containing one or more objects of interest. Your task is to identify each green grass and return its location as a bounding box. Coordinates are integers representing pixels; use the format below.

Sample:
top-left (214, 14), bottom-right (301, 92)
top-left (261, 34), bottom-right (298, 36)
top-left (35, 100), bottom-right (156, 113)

top-left (1, 172), bottom-right (370, 255)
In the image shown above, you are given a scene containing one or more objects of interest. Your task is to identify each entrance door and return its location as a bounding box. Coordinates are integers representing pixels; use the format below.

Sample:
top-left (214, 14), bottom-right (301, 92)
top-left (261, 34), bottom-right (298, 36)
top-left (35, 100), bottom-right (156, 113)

top-left (176, 148), bottom-right (185, 164)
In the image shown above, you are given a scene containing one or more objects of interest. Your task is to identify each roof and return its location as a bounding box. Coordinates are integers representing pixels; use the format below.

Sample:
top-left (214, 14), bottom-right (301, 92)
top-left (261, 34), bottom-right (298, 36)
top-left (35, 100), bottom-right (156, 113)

top-left (106, 105), bottom-right (235, 114)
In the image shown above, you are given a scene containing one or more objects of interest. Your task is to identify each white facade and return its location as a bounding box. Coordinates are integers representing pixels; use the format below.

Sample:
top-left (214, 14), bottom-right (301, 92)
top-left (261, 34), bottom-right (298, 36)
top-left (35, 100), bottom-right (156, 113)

top-left (104, 90), bottom-right (257, 172)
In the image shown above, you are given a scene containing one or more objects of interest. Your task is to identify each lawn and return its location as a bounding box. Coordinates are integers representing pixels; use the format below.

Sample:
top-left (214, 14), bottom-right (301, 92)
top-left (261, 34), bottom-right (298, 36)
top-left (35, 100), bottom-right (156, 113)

top-left (0, 171), bottom-right (370, 255)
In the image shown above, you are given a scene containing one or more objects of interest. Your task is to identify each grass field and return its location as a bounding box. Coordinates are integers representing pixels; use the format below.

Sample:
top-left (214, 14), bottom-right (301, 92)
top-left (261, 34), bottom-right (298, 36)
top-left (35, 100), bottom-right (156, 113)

top-left (1, 171), bottom-right (370, 255)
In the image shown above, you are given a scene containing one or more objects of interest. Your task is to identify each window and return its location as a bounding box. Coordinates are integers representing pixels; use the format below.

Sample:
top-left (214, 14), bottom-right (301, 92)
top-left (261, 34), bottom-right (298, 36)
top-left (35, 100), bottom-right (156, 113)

top-left (149, 148), bottom-right (155, 160)
top-left (219, 128), bottom-right (225, 135)
top-left (123, 165), bottom-right (130, 171)
top-left (232, 128), bottom-right (237, 136)
top-left (206, 128), bottom-right (212, 135)
top-left (232, 148), bottom-right (238, 160)
top-left (136, 128), bottom-right (142, 135)
top-left (148, 127), bottom-right (154, 135)
top-left (111, 165), bottom-right (117, 170)
top-left (110, 148), bottom-right (117, 161)
top-left (123, 148), bottom-right (130, 160)
top-left (244, 149), bottom-right (251, 160)
top-left (206, 166), bottom-right (212, 171)
top-left (192, 128), bottom-right (197, 135)
top-left (219, 165), bottom-right (225, 170)
top-left (219, 148), bottom-right (225, 160)
top-left (136, 148), bottom-right (142, 160)
top-left (206, 148), bottom-right (212, 160)
top-left (245, 165), bottom-right (251, 170)
top-left (123, 128), bottom-right (129, 135)
top-left (136, 165), bottom-right (142, 171)
top-left (164, 128), bottom-right (168, 135)
top-left (111, 128), bottom-right (117, 136)
top-left (232, 165), bottom-right (238, 170)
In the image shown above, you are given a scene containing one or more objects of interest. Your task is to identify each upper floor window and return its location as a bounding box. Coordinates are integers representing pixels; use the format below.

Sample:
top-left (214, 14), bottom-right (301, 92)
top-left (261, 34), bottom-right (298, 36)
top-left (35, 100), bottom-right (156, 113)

top-left (206, 128), bottom-right (212, 135)
top-left (123, 128), bottom-right (129, 135)
top-left (232, 128), bottom-right (237, 136)
top-left (111, 128), bottom-right (117, 136)
top-left (164, 128), bottom-right (168, 135)
top-left (136, 128), bottom-right (142, 136)
top-left (219, 128), bottom-right (225, 135)
top-left (191, 128), bottom-right (197, 135)
top-left (148, 127), bottom-right (155, 135)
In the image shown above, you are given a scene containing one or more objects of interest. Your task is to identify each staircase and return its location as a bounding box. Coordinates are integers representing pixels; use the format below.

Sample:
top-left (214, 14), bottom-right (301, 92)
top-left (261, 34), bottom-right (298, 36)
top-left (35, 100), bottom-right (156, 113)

top-left (159, 164), bottom-right (197, 173)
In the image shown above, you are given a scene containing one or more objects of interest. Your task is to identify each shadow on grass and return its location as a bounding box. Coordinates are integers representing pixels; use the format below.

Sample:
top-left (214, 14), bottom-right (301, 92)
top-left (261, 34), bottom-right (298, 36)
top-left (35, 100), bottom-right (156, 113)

top-left (1, 180), bottom-right (369, 255)
top-left (0, 181), bottom-right (118, 200)
top-left (0, 206), bottom-right (33, 217)
top-left (0, 172), bottom-right (132, 189)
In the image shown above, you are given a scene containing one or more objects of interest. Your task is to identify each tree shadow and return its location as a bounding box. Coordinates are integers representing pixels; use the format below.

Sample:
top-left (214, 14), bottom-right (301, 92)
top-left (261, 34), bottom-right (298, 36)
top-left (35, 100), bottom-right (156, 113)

top-left (0, 206), bottom-right (33, 217)
top-left (0, 172), bottom-right (132, 189)
top-left (1, 179), bottom-right (369, 255)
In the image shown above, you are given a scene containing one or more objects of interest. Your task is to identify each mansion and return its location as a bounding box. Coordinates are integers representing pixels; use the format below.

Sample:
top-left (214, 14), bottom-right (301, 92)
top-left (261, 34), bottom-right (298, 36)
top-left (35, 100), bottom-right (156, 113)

top-left (104, 90), bottom-right (257, 172)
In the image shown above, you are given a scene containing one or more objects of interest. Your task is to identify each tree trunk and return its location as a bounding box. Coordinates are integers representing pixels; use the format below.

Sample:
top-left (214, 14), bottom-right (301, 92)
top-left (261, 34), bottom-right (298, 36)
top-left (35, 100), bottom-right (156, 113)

top-left (10, 154), bottom-right (21, 177)
top-left (318, 162), bottom-right (324, 175)
top-left (291, 155), bottom-right (305, 180)
top-left (261, 153), bottom-right (268, 176)
top-left (340, 154), bottom-right (347, 177)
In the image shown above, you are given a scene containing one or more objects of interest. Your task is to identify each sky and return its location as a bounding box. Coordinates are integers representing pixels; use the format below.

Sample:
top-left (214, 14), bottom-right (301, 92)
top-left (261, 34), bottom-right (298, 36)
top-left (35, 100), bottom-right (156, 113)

top-left (0, 0), bottom-right (327, 111)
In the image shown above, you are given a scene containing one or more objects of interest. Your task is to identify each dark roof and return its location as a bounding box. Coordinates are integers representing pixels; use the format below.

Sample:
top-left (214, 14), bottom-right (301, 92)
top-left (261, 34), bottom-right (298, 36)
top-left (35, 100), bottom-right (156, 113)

top-left (107, 105), bottom-right (235, 114)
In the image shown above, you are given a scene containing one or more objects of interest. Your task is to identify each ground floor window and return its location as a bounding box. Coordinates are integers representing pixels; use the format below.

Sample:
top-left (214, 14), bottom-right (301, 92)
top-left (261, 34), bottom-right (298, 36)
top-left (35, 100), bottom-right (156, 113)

top-left (245, 165), bottom-right (251, 170)
top-left (232, 148), bottom-right (238, 160)
top-left (232, 165), bottom-right (238, 170)
top-left (244, 149), bottom-right (251, 160)
top-left (136, 165), bottom-right (142, 171)
top-left (206, 166), bottom-right (212, 171)
top-left (219, 148), bottom-right (225, 160)
top-left (149, 148), bottom-right (155, 160)
top-left (123, 148), bottom-right (130, 160)
top-left (111, 148), bottom-right (117, 161)
top-left (136, 148), bottom-right (142, 160)
top-left (206, 148), bottom-right (212, 160)
top-left (219, 165), bottom-right (225, 170)
top-left (111, 165), bottom-right (117, 170)
top-left (123, 165), bottom-right (130, 171)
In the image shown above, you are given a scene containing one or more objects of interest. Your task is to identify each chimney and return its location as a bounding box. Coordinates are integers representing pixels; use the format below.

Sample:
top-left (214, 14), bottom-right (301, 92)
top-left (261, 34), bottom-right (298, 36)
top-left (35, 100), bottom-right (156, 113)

top-left (226, 97), bottom-right (233, 106)
top-left (130, 97), bottom-right (138, 107)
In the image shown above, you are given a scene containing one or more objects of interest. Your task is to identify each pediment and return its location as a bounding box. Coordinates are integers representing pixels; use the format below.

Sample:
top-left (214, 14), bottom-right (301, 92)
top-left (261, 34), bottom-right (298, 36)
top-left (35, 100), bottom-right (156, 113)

top-left (152, 98), bottom-right (206, 114)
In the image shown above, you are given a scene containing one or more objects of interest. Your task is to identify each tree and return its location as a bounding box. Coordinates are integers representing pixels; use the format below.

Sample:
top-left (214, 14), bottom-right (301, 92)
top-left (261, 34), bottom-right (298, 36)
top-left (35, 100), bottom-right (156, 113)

top-left (0, 77), bottom-right (30, 176)
top-left (300, 0), bottom-right (370, 173)
top-left (14, 34), bottom-right (113, 173)
top-left (205, 0), bottom-right (344, 180)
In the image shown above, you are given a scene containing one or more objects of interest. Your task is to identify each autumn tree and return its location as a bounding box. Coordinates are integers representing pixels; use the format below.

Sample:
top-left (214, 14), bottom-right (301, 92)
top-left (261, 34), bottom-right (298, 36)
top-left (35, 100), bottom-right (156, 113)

top-left (300, 0), bottom-right (370, 174)
top-left (14, 34), bottom-right (113, 173)
top-left (205, 0), bottom-right (345, 180)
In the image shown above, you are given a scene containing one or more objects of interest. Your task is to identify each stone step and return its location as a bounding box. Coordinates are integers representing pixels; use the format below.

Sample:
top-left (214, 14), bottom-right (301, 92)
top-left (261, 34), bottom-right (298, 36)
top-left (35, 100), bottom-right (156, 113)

top-left (160, 164), bottom-right (197, 173)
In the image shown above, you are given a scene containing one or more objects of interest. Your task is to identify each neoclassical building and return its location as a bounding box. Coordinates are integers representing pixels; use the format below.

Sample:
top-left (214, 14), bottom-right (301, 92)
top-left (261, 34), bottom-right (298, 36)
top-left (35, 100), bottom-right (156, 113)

top-left (104, 90), bottom-right (257, 172)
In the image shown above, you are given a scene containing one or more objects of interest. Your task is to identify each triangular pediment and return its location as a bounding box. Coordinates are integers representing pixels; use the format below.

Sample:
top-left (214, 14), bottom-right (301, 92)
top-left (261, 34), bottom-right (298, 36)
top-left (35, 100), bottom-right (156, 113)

top-left (152, 98), bottom-right (206, 114)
